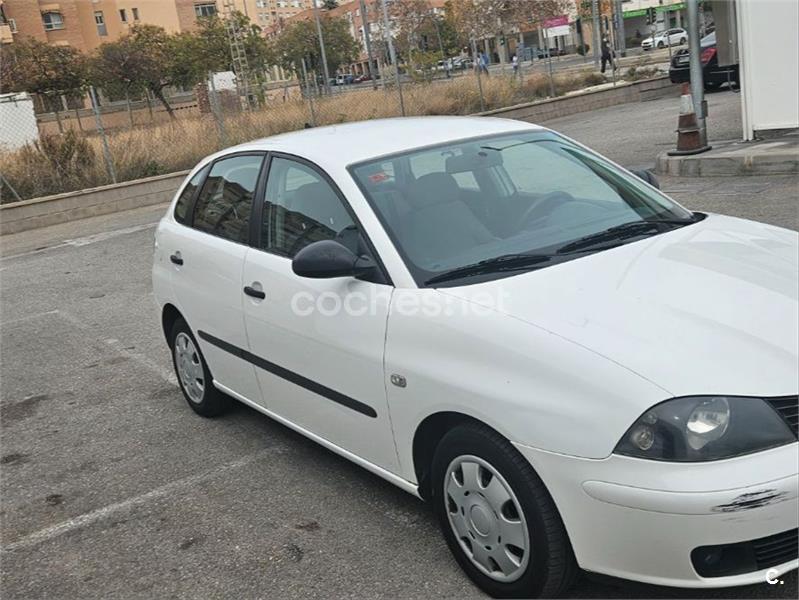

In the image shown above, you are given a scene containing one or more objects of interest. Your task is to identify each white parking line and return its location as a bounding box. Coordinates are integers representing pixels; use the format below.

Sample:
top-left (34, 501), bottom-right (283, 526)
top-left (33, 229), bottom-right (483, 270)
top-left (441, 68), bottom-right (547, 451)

top-left (56, 309), bottom-right (178, 386)
top-left (2, 449), bottom-right (276, 552)
top-left (1, 222), bottom-right (157, 261)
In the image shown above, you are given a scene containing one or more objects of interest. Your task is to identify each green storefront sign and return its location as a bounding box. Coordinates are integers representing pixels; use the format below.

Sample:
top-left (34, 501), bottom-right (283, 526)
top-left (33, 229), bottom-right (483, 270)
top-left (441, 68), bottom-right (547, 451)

top-left (624, 3), bottom-right (686, 18)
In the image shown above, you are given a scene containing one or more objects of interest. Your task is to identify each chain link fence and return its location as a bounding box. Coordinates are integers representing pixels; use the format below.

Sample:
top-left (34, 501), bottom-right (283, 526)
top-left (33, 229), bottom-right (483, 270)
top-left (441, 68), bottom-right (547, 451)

top-left (0, 24), bottom-right (665, 204)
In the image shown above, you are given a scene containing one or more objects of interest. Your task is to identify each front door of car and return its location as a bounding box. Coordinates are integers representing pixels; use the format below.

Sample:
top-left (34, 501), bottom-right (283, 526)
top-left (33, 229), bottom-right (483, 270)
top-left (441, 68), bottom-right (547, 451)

top-left (241, 154), bottom-right (399, 473)
top-left (169, 153), bottom-right (265, 403)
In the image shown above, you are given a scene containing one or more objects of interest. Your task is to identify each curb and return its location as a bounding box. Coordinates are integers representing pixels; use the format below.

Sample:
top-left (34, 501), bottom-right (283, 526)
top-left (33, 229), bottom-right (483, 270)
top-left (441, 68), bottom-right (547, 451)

top-left (655, 145), bottom-right (799, 177)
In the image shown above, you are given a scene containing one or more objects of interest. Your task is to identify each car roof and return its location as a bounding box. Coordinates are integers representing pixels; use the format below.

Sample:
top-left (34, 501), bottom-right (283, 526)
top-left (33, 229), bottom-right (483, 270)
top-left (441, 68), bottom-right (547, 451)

top-left (225, 116), bottom-right (542, 169)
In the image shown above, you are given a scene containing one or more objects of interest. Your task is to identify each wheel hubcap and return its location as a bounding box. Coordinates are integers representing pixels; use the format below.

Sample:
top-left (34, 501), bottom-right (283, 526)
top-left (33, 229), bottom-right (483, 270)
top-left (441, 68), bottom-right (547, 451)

top-left (444, 455), bottom-right (530, 583)
top-left (174, 332), bottom-right (204, 404)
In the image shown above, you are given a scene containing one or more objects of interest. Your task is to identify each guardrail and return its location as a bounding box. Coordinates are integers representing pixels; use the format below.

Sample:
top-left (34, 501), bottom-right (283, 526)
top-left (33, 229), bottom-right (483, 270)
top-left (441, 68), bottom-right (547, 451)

top-left (1, 76), bottom-right (677, 236)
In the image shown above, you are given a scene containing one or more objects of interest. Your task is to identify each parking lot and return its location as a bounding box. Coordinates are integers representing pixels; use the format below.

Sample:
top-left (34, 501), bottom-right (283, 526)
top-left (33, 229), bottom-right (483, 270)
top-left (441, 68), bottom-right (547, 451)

top-left (1, 90), bottom-right (797, 598)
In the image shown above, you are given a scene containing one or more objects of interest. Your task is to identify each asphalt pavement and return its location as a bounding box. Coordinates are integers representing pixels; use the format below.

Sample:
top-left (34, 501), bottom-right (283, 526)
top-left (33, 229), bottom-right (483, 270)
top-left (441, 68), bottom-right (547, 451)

top-left (1, 88), bottom-right (796, 599)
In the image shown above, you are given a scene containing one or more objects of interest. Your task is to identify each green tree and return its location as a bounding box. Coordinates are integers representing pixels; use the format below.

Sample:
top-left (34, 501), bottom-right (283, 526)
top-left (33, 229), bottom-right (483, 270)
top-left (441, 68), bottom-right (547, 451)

top-left (270, 16), bottom-right (358, 77)
top-left (0, 37), bottom-right (87, 101)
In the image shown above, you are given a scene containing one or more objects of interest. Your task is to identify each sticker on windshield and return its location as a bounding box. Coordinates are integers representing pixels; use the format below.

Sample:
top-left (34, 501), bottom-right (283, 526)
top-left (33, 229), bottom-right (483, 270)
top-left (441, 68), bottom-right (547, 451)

top-left (368, 172), bottom-right (390, 183)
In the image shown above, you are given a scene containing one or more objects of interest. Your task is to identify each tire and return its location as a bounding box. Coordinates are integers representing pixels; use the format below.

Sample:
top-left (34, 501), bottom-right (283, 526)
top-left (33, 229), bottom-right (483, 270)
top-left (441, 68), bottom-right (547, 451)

top-left (680, 37), bottom-right (687, 45)
top-left (169, 317), bottom-right (231, 417)
top-left (657, 41), bottom-right (664, 49)
top-left (431, 423), bottom-right (577, 598)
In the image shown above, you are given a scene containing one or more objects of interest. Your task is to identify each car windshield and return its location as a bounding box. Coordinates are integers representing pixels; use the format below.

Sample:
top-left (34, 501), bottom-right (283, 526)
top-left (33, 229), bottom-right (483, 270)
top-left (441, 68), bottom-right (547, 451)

top-left (350, 130), bottom-right (695, 287)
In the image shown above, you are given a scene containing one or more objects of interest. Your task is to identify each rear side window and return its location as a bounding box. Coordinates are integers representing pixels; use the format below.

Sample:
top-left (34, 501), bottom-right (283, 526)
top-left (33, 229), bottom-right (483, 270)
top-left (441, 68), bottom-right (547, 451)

top-left (192, 155), bottom-right (264, 244)
top-left (174, 168), bottom-right (206, 224)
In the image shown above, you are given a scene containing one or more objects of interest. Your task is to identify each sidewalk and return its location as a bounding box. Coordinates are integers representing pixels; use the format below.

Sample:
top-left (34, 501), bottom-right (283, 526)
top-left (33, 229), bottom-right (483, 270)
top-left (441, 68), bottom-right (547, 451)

top-left (656, 129), bottom-right (799, 176)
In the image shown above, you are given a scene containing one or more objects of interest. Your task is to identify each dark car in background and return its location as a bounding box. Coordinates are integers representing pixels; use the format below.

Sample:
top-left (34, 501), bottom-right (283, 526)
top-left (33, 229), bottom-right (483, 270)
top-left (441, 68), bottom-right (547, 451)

top-left (669, 32), bottom-right (739, 90)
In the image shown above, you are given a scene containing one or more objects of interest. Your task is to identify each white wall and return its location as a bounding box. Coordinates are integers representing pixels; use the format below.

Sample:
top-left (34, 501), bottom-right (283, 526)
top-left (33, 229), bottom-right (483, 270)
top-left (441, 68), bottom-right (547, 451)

top-left (0, 92), bottom-right (39, 152)
top-left (737, 0), bottom-right (799, 139)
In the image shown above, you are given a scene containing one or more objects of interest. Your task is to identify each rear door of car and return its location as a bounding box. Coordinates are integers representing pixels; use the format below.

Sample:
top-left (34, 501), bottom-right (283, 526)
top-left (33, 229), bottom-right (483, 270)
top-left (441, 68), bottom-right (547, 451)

top-left (240, 153), bottom-right (400, 473)
top-left (166, 152), bottom-right (266, 403)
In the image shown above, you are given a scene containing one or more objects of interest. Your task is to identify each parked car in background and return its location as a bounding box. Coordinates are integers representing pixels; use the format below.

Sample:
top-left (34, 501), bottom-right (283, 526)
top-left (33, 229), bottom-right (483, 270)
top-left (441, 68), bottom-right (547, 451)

top-left (154, 116), bottom-right (798, 599)
top-left (335, 73), bottom-right (354, 85)
top-left (353, 73), bottom-right (375, 84)
top-left (452, 56), bottom-right (473, 70)
top-left (669, 32), bottom-right (739, 90)
top-left (642, 27), bottom-right (687, 50)
top-left (536, 47), bottom-right (567, 59)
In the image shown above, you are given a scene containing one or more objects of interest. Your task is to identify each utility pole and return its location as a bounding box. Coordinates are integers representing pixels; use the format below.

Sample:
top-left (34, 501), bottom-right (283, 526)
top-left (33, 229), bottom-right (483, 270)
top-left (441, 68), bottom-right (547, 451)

top-left (380, 0), bottom-right (405, 116)
top-left (360, 0), bottom-right (378, 90)
top-left (615, 0), bottom-right (626, 57)
top-left (591, 0), bottom-right (600, 69)
top-left (313, 0), bottom-right (331, 94)
top-left (686, 0), bottom-right (708, 148)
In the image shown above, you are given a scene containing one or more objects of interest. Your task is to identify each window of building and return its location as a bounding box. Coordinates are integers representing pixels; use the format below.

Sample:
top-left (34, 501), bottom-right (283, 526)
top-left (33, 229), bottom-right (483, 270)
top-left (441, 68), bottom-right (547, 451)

top-left (42, 12), bottom-right (64, 31)
top-left (256, 0), bottom-right (267, 7)
top-left (194, 3), bottom-right (218, 18)
top-left (132, 7), bottom-right (140, 21)
top-left (7, 18), bottom-right (18, 33)
top-left (119, 8), bottom-right (127, 22)
top-left (94, 11), bottom-right (107, 35)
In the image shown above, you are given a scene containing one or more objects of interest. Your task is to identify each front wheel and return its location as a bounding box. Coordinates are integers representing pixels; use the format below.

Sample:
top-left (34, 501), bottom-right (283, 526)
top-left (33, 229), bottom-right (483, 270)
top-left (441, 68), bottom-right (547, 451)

top-left (431, 423), bottom-right (577, 598)
top-left (680, 37), bottom-right (687, 44)
top-left (657, 41), bottom-right (665, 49)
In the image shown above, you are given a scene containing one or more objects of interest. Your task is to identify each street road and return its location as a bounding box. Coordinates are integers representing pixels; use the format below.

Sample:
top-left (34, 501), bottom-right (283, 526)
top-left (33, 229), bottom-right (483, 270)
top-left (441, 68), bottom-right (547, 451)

top-left (1, 89), bottom-right (796, 599)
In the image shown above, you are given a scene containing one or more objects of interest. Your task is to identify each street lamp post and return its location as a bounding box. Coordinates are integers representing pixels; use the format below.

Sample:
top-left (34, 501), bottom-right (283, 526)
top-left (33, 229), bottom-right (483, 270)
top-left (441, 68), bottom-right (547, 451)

top-left (313, 0), bottom-right (331, 94)
top-left (686, 0), bottom-right (708, 148)
top-left (591, 0), bottom-right (601, 69)
top-left (380, 0), bottom-right (405, 116)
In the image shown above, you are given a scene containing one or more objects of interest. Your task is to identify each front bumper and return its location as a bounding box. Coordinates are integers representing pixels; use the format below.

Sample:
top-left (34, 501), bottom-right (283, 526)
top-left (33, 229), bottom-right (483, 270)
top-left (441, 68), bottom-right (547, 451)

top-left (514, 442), bottom-right (798, 588)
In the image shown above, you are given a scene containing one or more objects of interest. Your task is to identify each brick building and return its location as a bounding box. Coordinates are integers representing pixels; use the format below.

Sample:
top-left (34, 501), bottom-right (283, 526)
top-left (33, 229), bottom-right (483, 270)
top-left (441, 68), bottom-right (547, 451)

top-left (0, 0), bottom-right (313, 51)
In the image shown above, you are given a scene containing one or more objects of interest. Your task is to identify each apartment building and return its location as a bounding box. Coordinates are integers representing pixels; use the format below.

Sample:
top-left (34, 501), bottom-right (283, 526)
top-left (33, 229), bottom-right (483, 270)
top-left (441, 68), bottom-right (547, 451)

top-left (0, 0), bottom-right (311, 50)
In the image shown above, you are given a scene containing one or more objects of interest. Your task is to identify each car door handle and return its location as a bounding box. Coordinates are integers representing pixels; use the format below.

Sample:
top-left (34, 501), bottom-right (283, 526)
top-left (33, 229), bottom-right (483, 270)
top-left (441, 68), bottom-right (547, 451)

top-left (170, 253), bottom-right (183, 265)
top-left (243, 286), bottom-right (265, 299)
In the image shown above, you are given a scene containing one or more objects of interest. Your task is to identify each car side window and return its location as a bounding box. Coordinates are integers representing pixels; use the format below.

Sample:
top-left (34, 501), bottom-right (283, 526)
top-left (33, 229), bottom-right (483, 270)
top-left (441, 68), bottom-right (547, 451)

top-left (262, 157), bottom-right (355, 258)
top-left (192, 155), bottom-right (263, 244)
top-left (174, 167), bottom-right (206, 224)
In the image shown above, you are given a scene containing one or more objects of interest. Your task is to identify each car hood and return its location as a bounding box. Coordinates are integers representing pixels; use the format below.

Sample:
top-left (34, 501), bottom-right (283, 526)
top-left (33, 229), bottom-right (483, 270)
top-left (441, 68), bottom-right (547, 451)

top-left (441, 214), bottom-right (798, 397)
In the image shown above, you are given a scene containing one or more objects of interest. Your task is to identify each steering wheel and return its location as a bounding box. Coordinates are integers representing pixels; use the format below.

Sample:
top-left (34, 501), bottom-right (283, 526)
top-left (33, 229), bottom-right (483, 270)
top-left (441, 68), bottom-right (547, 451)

top-left (519, 191), bottom-right (576, 230)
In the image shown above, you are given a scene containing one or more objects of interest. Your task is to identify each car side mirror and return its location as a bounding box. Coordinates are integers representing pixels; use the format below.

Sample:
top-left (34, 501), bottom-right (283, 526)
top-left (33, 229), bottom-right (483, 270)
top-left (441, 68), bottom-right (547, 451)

top-left (631, 169), bottom-right (661, 190)
top-left (292, 240), bottom-right (376, 279)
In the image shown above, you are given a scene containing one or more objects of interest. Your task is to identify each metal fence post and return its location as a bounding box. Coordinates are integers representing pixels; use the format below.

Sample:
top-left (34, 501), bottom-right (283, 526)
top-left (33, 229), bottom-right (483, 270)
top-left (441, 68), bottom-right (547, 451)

top-left (301, 58), bottom-right (317, 127)
top-left (471, 38), bottom-right (486, 112)
top-left (89, 86), bottom-right (117, 184)
top-left (380, 0), bottom-right (405, 116)
top-left (208, 72), bottom-right (228, 146)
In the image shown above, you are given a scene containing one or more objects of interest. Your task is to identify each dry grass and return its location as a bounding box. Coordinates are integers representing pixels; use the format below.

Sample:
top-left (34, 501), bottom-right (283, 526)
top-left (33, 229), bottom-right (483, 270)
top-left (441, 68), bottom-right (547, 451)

top-left (0, 72), bottom-right (609, 202)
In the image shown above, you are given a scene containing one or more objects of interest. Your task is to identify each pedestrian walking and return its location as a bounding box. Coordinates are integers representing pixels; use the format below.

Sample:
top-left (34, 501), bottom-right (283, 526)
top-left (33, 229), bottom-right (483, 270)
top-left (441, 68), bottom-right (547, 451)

top-left (512, 54), bottom-right (519, 77)
top-left (600, 37), bottom-right (615, 74)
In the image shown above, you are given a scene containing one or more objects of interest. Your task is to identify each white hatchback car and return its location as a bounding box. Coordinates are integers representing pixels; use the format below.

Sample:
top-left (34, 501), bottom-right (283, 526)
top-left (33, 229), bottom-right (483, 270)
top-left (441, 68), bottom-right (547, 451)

top-left (153, 117), bottom-right (798, 598)
top-left (642, 27), bottom-right (688, 50)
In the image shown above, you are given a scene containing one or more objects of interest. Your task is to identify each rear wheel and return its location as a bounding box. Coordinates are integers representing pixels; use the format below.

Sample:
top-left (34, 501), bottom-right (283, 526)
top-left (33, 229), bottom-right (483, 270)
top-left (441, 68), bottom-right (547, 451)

top-left (680, 37), bottom-right (687, 44)
top-left (170, 318), bottom-right (231, 417)
top-left (431, 423), bottom-right (577, 598)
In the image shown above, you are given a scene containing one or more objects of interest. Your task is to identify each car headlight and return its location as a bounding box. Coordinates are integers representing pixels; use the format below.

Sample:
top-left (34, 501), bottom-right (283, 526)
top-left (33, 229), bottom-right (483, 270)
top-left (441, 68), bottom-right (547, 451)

top-left (614, 396), bottom-right (796, 461)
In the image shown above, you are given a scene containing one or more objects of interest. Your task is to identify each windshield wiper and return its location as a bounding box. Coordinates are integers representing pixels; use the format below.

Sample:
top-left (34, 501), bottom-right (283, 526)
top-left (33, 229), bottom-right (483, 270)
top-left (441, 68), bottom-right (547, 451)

top-left (557, 218), bottom-right (696, 255)
top-left (425, 253), bottom-right (556, 286)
